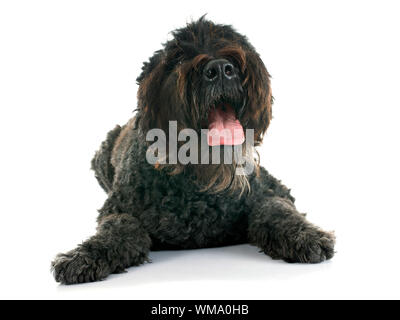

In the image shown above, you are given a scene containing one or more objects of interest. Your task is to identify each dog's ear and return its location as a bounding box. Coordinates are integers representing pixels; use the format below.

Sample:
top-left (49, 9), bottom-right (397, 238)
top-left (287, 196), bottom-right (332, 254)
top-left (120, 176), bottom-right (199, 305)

top-left (136, 51), bottom-right (167, 133)
top-left (242, 51), bottom-right (273, 146)
top-left (136, 50), bottom-right (164, 84)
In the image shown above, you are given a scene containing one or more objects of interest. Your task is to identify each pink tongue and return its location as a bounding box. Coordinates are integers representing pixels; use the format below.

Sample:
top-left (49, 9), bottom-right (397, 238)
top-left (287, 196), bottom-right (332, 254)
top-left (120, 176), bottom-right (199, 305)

top-left (207, 105), bottom-right (245, 146)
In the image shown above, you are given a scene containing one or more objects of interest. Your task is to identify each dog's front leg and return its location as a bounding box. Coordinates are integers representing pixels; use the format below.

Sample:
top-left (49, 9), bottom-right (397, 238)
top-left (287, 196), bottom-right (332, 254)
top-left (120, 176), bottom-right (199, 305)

top-left (51, 214), bottom-right (151, 284)
top-left (248, 197), bottom-right (335, 263)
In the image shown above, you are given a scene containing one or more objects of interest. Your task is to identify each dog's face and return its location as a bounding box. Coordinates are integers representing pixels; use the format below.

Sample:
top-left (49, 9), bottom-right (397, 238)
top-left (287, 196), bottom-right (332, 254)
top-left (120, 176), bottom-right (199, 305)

top-left (135, 18), bottom-right (272, 193)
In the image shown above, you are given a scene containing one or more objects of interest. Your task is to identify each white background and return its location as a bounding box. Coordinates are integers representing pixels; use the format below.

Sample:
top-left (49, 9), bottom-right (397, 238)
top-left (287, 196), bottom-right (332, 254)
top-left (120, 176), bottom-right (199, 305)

top-left (1, 0), bottom-right (399, 299)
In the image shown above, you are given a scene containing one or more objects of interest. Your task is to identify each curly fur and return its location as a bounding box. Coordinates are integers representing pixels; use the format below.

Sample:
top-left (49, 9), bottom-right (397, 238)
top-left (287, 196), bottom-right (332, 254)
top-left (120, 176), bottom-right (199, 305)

top-left (52, 17), bottom-right (335, 285)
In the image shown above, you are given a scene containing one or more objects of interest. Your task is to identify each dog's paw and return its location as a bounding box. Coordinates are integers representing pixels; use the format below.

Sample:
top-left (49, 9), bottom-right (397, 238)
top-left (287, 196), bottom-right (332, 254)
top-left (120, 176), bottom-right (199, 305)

top-left (51, 249), bottom-right (111, 284)
top-left (283, 228), bottom-right (336, 264)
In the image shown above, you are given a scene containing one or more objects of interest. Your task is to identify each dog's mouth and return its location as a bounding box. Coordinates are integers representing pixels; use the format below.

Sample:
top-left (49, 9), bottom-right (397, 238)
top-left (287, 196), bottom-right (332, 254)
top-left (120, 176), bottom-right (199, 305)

top-left (206, 99), bottom-right (245, 146)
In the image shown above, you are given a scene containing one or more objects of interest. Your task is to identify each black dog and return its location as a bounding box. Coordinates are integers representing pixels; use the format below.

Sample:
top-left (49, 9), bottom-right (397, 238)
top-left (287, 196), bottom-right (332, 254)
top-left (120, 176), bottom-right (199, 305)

top-left (52, 17), bottom-right (335, 284)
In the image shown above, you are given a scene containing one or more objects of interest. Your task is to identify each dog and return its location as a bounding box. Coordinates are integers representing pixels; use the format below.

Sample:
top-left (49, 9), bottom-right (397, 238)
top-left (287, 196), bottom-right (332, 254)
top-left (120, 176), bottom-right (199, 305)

top-left (52, 17), bottom-right (335, 284)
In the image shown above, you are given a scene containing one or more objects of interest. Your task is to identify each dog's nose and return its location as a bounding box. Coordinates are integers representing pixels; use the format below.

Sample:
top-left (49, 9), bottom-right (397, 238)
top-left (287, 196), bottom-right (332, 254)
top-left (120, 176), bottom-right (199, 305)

top-left (203, 59), bottom-right (236, 82)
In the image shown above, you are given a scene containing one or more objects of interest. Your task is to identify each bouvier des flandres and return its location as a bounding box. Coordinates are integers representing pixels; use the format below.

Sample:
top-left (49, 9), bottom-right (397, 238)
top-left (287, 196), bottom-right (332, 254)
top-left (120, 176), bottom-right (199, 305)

top-left (52, 17), bottom-right (335, 284)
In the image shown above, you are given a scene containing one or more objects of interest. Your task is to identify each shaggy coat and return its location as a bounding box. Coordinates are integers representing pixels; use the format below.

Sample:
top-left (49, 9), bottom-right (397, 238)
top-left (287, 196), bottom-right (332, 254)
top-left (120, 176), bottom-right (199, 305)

top-left (52, 18), bottom-right (335, 284)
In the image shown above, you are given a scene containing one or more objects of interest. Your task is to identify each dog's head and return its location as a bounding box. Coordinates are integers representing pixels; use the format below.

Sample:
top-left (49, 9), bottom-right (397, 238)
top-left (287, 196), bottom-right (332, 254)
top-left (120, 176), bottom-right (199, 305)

top-left (135, 17), bottom-right (272, 193)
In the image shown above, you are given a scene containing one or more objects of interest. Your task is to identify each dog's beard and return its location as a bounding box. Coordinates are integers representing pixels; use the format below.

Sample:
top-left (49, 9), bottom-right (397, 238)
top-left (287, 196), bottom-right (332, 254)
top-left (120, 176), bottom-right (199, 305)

top-left (193, 144), bottom-right (257, 195)
top-left (156, 135), bottom-right (257, 196)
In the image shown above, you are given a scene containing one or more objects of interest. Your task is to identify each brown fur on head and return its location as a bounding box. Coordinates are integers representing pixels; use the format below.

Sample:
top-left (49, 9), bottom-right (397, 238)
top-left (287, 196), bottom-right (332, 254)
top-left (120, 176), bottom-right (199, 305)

top-left (135, 17), bottom-right (273, 194)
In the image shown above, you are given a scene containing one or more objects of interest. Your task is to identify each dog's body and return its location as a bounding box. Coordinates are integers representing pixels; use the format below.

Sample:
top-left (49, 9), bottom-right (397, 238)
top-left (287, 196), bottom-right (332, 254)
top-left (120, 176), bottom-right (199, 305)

top-left (52, 18), bottom-right (335, 284)
top-left (93, 121), bottom-right (293, 250)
